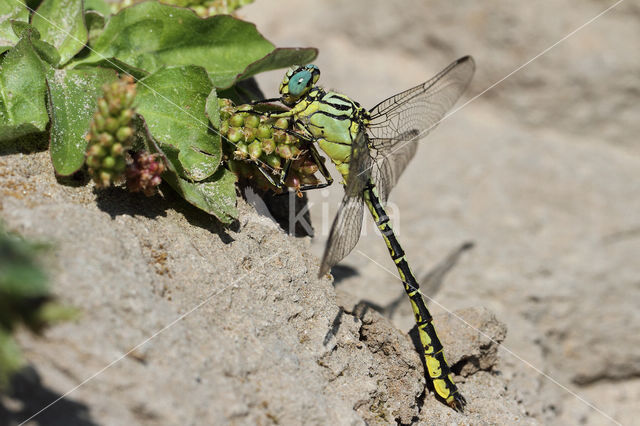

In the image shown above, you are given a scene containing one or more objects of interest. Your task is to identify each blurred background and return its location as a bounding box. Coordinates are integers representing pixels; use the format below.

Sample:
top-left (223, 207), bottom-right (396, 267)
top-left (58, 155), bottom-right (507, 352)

top-left (244, 1), bottom-right (639, 424)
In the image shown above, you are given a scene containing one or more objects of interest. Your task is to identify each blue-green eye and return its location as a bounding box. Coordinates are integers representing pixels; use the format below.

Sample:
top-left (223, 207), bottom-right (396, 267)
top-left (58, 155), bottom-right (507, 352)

top-left (288, 70), bottom-right (312, 96)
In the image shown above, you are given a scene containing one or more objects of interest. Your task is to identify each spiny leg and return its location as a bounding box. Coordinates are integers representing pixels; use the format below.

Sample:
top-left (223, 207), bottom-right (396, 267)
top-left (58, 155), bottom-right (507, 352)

top-left (240, 106), bottom-right (331, 193)
top-left (295, 142), bottom-right (334, 192)
top-left (256, 165), bottom-right (285, 190)
top-left (274, 123), bottom-right (334, 192)
top-left (363, 180), bottom-right (466, 411)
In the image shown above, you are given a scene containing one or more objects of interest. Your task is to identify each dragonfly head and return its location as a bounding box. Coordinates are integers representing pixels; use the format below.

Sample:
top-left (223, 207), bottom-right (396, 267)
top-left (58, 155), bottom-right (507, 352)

top-left (280, 64), bottom-right (320, 106)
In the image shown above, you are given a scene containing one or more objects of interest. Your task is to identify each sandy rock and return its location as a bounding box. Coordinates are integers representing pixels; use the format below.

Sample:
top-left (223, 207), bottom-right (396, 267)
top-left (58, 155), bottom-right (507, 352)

top-left (0, 152), bottom-right (521, 424)
top-left (431, 307), bottom-right (507, 377)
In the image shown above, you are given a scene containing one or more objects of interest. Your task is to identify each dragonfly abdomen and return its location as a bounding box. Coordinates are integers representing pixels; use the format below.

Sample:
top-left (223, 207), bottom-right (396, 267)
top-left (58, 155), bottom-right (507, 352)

top-left (363, 180), bottom-right (466, 411)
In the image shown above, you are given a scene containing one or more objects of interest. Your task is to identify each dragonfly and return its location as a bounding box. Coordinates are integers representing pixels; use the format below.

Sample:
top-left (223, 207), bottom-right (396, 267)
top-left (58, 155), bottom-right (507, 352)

top-left (251, 56), bottom-right (475, 410)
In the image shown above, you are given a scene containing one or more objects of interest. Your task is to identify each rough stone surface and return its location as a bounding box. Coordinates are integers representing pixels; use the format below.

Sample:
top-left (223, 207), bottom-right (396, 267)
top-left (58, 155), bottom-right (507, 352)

top-left (0, 153), bottom-right (517, 425)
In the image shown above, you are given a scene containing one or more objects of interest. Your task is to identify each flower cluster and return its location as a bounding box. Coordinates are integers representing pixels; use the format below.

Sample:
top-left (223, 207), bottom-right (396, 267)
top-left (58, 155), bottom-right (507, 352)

top-left (218, 98), bottom-right (320, 192)
top-left (126, 151), bottom-right (165, 196)
top-left (85, 75), bottom-right (136, 188)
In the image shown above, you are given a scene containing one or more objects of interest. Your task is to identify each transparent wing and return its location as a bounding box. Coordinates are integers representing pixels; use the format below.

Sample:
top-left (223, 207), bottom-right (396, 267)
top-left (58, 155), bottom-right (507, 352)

top-left (318, 131), bottom-right (372, 276)
top-left (367, 56), bottom-right (475, 203)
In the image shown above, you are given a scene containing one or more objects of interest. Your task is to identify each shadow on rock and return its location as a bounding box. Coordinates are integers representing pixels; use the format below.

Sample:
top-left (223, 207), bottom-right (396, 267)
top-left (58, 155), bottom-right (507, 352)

top-left (55, 170), bottom-right (91, 188)
top-left (0, 366), bottom-right (96, 426)
top-left (94, 182), bottom-right (239, 244)
top-left (329, 264), bottom-right (359, 285)
top-left (0, 132), bottom-right (49, 157)
top-left (246, 187), bottom-right (314, 238)
top-left (94, 185), bottom-right (170, 220)
top-left (162, 184), bottom-right (238, 244)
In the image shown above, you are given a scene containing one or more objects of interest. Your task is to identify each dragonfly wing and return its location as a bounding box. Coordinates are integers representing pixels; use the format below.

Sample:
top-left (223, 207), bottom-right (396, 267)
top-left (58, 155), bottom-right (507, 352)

top-left (370, 137), bottom-right (419, 204)
top-left (367, 56), bottom-right (475, 202)
top-left (318, 131), bottom-right (372, 276)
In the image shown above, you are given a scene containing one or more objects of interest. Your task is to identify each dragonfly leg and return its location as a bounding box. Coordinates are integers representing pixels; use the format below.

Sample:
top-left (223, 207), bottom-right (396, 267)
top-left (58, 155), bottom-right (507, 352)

top-left (255, 165), bottom-right (285, 191)
top-left (363, 180), bottom-right (466, 411)
top-left (297, 142), bottom-right (334, 191)
top-left (278, 159), bottom-right (292, 188)
top-left (249, 97), bottom-right (283, 105)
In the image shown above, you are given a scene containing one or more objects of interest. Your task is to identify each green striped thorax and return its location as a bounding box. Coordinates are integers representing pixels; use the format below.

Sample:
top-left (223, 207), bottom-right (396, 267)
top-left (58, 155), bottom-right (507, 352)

top-left (278, 64), bottom-right (370, 182)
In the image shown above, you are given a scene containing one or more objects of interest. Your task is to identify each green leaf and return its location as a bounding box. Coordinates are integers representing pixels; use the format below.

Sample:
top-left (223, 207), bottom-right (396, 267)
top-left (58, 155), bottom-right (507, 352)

top-left (235, 47), bottom-right (318, 83)
top-left (164, 166), bottom-right (238, 224)
top-left (0, 0), bottom-right (28, 53)
top-left (10, 22), bottom-right (60, 66)
top-left (47, 67), bottom-right (118, 175)
top-left (10, 19), bottom-right (35, 40)
top-left (31, 0), bottom-right (87, 65)
top-left (33, 301), bottom-right (78, 327)
top-left (84, 0), bottom-right (110, 15)
top-left (0, 329), bottom-right (24, 389)
top-left (85, 10), bottom-right (105, 44)
top-left (205, 87), bottom-right (220, 129)
top-left (0, 229), bottom-right (49, 298)
top-left (0, 31), bottom-right (49, 142)
top-left (74, 57), bottom-right (149, 80)
top-left (137, 66), bottom-right (221, 181)
top-left (73, 2), bottom-right (309, 88)
top-left (33, 38), bottom-right (60, 65)
top-left (138, 115), bottom-right (238, 223)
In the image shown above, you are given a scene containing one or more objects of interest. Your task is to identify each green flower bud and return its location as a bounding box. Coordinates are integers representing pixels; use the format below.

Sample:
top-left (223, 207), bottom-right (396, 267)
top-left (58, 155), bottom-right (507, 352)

top-left (99, 171), bottom-right (112, 187)
top-left (276, 144), bottom-right (292, 159)
top-left (119, 109), bottom-right (134, 126)
top-left (98, 132), bottom-right (114, 146)
top-left (102, 156), bottom-right (116, 169)
top-left (284, 133), bottom-right (298, 145)
top-left (88, 144), bottom-right (105, 157)
top-left (229, 113), bottom-right (244, 128)
top-left (301, 174), bottom-right (320, 185)
top-left (105, 117), bottom-right (119, 133)
top-left (108, 97), bottom-right (122, 116)
top-left (274, 129), bottom-right (286, 144)
top-left (116, 126), bottom-right (133, 142)
top-left (266, 154), bottom-right (281, 169)
top-left (237, 104), bottom-right (252, 112)
top-left (87, 75), bottom-right (136, 189)
top-left (220, 109), bottom-right (232, 121)
top-left (124, 86), bottom-right (136, 107)
top-left (244, 114), bottom-right (260, 128)
top-left (298, 162), bottom-right (318, 176)
top-left (257, 124), bottom-right (272, 139)
top-left (98, 98), bottom-right (109, 117)
top-left (86, 155), bottom-right (101, 169)
top-left (111, 143), bottom-right (124, 156)
top-left (220, 120), bottom-right (229, 135)
top-left (192, 5), bottom-right (207, 16)
top-left (261, 138), bottom-right (276, 154)
top-left (228, 127), bottom-right (243, 143)
top-left (218, 98), bottom-right (232, 108)
top-left (234, 142), bottom-right (248, 159)
top-left (248, 140), bottom-right (262, 160)
top-left (290, 145), bottom-right (301, 158)
top-left (93, 114), bottom-right (106, 131)
top-left (275, 117), bottom-right (289, 130)
top-left (242, 127), bottom-right (257, 142)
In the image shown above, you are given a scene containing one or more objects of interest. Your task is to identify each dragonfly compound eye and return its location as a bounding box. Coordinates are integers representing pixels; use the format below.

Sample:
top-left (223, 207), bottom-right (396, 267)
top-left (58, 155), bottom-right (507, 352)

top-left (288, 70), bottom-right (313, 96)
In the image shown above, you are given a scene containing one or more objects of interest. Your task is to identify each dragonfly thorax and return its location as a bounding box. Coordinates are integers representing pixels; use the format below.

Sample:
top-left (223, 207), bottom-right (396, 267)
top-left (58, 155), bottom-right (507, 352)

top-left (279, 64), bottom-right (320, 106)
